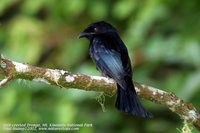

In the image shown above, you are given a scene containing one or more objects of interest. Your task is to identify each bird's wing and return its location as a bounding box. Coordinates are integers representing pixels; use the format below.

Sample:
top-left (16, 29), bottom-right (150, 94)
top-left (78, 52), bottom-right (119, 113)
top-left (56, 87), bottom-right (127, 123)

top-left (91, 43), bottom-right (126, 84)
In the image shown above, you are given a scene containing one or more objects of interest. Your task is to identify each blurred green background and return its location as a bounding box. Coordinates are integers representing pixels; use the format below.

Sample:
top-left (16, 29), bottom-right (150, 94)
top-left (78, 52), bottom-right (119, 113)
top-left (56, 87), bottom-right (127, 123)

top-left (0, 0), bottom-right (200, 133)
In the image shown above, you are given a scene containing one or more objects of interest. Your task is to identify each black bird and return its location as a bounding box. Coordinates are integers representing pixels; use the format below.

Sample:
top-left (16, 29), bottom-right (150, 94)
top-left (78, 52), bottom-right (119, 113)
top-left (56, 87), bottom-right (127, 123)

top-left (78, 21), bottom-right (152, 118)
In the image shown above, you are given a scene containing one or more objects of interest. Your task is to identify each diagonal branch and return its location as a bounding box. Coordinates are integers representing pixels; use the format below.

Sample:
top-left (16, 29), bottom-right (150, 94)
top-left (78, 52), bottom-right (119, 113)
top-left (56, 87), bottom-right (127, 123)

top-left (0, 76), bottom-right (12, 88)
top-left (0, 56), bottom-right (200, 131)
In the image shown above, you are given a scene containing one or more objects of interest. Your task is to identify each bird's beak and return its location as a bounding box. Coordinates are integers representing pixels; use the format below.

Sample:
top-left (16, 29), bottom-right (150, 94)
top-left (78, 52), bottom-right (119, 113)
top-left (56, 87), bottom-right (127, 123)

top-left (78, 32), bottom-right (88, 39)
top-left (78, 31), bottom-right (95, 39)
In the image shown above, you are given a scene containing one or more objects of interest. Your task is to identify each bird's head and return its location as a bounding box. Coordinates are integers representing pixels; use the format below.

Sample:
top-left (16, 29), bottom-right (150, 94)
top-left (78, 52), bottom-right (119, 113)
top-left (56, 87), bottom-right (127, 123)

top-left (78, 21), bottom-right (117, 40)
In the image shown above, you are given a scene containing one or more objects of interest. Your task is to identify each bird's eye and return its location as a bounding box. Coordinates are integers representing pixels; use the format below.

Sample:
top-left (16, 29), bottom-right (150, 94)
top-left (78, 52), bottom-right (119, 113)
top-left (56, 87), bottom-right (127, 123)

top-left (94, 27), bottom-right (98, 32)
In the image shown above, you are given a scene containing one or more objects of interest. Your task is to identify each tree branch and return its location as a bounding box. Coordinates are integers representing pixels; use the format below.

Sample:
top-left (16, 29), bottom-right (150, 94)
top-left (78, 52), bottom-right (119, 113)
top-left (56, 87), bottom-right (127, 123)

top-left (0, 56), bottom-right (200, 131)
top-left (0, 76), bottom-right (12, 88)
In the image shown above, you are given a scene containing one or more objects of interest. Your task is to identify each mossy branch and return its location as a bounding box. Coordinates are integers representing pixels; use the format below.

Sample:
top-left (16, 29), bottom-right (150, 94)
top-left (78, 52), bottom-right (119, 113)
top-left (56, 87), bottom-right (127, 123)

top-left (0, 56), bottom-right (200, 131)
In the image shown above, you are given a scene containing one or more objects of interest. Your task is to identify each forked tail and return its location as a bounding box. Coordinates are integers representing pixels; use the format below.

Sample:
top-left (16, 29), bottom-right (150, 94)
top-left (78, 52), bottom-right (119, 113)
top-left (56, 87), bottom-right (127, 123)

top-left (115, 84), bottom-right (153, 118)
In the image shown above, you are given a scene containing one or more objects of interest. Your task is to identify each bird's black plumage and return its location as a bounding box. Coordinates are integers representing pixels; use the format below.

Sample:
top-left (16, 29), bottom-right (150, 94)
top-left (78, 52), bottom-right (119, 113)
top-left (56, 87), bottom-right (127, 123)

top-left (78, 21), bottom-right (152, 118)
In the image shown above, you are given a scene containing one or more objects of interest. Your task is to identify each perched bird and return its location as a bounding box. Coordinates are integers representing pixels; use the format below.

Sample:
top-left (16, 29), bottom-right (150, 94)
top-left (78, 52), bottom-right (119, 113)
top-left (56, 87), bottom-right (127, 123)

top-left (78, 21), bottom-right (152, 118)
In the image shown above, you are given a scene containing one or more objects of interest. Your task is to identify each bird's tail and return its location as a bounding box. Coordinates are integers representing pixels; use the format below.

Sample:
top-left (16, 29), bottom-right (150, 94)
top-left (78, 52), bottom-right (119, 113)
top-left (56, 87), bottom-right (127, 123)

top-left (115, 84), bottom-right (153, 118)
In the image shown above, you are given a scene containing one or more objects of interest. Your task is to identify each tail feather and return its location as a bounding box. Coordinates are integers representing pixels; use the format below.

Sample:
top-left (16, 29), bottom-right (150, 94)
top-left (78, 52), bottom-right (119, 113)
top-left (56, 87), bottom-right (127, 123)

top-left (115, 84), bottom-right (153, 118)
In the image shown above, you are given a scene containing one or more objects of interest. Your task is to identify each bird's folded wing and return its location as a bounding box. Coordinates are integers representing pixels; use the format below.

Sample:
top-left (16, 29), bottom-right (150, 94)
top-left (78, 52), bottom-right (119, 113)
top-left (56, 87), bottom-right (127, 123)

top-left (92, 45), bottom-right (126, 83)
